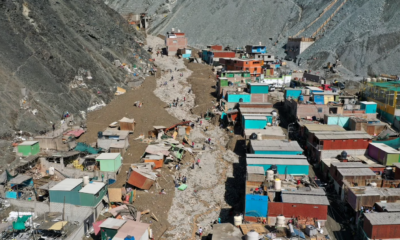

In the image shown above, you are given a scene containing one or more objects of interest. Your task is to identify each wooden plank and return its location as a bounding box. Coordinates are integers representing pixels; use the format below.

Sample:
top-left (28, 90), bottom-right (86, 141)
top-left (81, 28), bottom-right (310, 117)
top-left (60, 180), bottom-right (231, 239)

top-left (239, 223), bottom-right (268, 235)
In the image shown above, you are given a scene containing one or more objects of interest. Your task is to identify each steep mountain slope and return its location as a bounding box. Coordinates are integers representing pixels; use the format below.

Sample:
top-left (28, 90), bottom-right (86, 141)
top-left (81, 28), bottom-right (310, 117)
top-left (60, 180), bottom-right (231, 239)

top-left (106, 0), bottom-right (400, 76)
top-left (0, 0), bottom-right (149, 136)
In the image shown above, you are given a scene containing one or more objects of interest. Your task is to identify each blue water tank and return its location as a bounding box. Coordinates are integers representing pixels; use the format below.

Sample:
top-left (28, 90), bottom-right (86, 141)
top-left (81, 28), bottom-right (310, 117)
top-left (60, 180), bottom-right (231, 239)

top-left (124, 236), bottom-right (135, 240)
top-left (299, 95), bottom-right (304, 102)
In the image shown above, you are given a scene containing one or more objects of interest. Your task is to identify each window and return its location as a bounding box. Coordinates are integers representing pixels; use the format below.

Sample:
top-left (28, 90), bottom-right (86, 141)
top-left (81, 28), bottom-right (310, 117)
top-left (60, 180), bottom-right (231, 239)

top-left (318, 108), bottom-right (323, 113)
top-left (173, 40), bottom-right (177, 43)
top-left (292, 205), bottom-right (297, 207)
top-left (314, 206), bottom-right (319, 208)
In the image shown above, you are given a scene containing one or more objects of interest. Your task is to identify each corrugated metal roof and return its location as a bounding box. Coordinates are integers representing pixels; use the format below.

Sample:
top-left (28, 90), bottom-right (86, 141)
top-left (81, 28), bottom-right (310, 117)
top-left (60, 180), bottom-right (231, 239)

top-left (109, 141), bottom-right (125, 149)
top-left (239, 102), bottom-right (272, 105)
top-left (102, 130), bottom-right (129, 138)
top-left (281, 187), bottom-right (326, 196)
top-left (113, 220), bottom-right (150, 240)
top-left (50, 179), bottom-right (82, 191)
top-left (244, 127), bottom-right (285, 137)
top-left (240, 108), bottom-right (275, 114)
top-left (96, 153), bottom-right (120, 160)
top-left (375, 202), bottom-right (400, 212)
top-left (314, 131), bottom-right (372, 140)
top-left (352, 187), bottom-right (400, 197)
top-left (247, 166), bottom-right (265, 175)
top-left (250, 140), bottom-right (303, 152)
top-left (306, 86), bottom-right (323, 91)
top-left (247, 158), bottom-right (309, 165)
top-left (360, 101), bottom-right (377, 105)
top-left (243, 115), bottom-right (269, 120)
top-left (9, 175), bottom-right (32, 184)
top-left (370, 143), bottom-right (400, 154)
top-left (304, 124), bottom-right (346, 132)
top-left (337, 168), bottom-right (376, 176)
top-left (119, 117), bottom-right (135, 123)
top-left (246, 154), bottom-right (306, 159)
top-left (313, 92), bottom-right (338, 95)
top-left (321, 158), bottom-right (340, 167)
top-left (79, 182), bottom-right (105, 194)
top-left (331, 162), bottom-right (367, 168)
top-left (248, 83), bottom-right (271, 86)
top-left (19, 141), bottom-right (38, 146)
top-left (100, 218), bottom-right (126, 229)
top-left (282, 194), bottom-right (330, 205)
top-left (364, 212), bottom-right (400, 225)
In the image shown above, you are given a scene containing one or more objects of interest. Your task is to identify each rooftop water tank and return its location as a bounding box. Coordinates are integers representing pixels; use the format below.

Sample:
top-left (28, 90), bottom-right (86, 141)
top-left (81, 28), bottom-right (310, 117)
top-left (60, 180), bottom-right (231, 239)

top-left (276, 215), bottom-right (285, 227)
top-left (247, 230), bottom-right (259, 240)
top-left (370, 182), bottom-right (377, 188)
top-left (299, 95), bottom-right (304, 102)
top-left (275, 178), bottom-right (281, 191)
top-left (234, 215), bottom-right (243, 226)
top-left (366, 78), bottom-right (371, 82)
top-left (83, 176), bottom-right (90, 186)
top-left (48, 167), bottom-right (55, 176)
top-left (267, 170), bottom-right (274, 181)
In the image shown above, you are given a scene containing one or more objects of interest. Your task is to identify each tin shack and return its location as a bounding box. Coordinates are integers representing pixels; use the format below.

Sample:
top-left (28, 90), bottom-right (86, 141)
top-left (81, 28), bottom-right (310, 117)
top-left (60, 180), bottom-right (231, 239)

top-left (95, 153), bottom-right (122, 173)
top-left (249, 140), bottom-right (303, 155)
top-left (17, 141), bottom-right (40, 156)
top-left (247, 157), bottom-right (309, 175)
top-left (49, 179), bottom-right (83, 205)
top-left (79, 182), bottom-right (106, 207)
top-left (363, 212), bottom-right (400, 239)
top-left (368, 143), bottom-right (400, 166)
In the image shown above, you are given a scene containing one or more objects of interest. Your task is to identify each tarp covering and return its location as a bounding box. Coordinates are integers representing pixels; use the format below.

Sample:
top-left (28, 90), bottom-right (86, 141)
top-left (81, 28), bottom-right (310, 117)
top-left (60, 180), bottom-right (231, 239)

top-left (93, 220), bottom-right (106, 235)
top-left (74, 142), bottom-right (102, 154)
top-left (6, 170), bottom-right (17, 181)
top-left (49, 221), bottom-right (68, 230)
top-left (64, 129), bottom-right (85, 137)
top-left (12, 215), bottom-right (31, 230)
top-left (373, 137), bottom-right (400, 149)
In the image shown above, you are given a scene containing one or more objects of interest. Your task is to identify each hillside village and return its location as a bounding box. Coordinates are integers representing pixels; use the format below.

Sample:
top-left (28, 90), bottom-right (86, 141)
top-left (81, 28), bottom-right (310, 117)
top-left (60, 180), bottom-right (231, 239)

top-left (2, 7), bottom-right (400, 240)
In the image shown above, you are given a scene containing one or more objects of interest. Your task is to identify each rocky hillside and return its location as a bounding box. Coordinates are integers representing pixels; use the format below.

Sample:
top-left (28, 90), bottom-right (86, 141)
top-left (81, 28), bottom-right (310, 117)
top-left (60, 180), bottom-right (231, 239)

top-left (0, 0), bottom-right (149, 136)
top-left (106, 0), bottom-right (400, 77)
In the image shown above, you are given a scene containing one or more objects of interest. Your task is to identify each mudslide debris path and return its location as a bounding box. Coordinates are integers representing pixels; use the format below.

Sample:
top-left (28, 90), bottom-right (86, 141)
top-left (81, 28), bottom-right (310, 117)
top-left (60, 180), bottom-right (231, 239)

top-left (146, 35), bottom-right (239, 239)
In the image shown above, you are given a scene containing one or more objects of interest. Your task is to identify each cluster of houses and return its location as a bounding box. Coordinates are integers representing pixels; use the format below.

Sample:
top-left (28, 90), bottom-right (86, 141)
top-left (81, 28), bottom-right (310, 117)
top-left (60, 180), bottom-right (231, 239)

top-left (0, 115), bottom-right (192, 239)
top-left (209, 37), bottom-right (400, 238)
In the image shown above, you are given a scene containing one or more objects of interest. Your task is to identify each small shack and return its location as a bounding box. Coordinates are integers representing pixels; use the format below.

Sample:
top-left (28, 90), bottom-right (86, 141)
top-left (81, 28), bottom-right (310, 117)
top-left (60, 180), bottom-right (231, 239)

top-left (127, 167), bottom-right (156, 190)
top-left (247, 83), bottom-right (269, 94)
top-left (242, 114), bottom-right (273, 130)
top-left (246, 158), bottom-right (309, 175)
top-left (363, 212), bottom-right (400, 239)
top-left (284, 88), bottom-right (302, 100)
top-left (49, 179), bottom-right (83, 205)
top-left (119, 117), bottom-right (135, 132)
top-left (250, 140), bottom-right (303, 155)
top-left (113, 220), bottom-right (150, 240)
top-left (79, 182), bottom-right (106, 207)
top-left (17, 141), bottom-right (40, 156)
top-left (99, 218), bottom-right (126, 240)
top-left (368, 143), bottom-right (400, 166)
top-left (360, 101), bottom-right (377, 114)
top-left (96, 153), bottom-right (122, 173)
